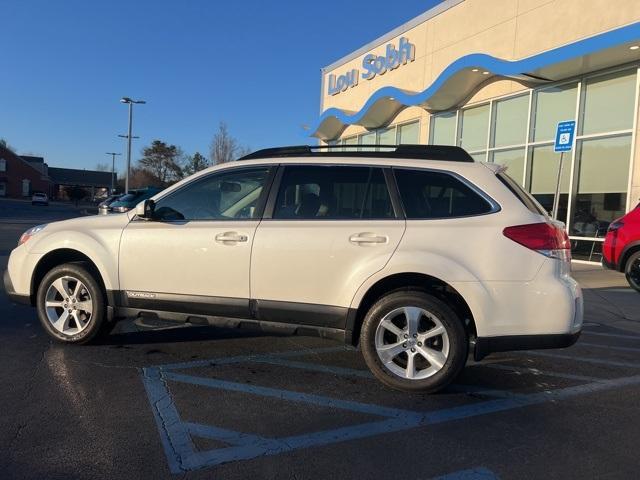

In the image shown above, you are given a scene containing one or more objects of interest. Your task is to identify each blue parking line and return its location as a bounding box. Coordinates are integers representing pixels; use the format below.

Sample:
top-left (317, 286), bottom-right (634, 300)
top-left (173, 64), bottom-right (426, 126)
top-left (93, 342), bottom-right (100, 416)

top-left (256, 357), bottom-right (516, 398)
top-left (432, 467), bottom-right (499, 479)
top-left (183, 422), bottom-right (272, 447)
top-left (479, 363), bottom-right (604, 383)
top-left (164, 371), bottom-right (422, 421)
top-left (253, 357), bottom-right (375, 378)
top-left (582, 330), bottom-right (640, 340)
top-left (578, 342), bottom-right (640, 353)
top-left (141, 367), bottom-right (195, 474)
top-left (142, 347), bottom-right (640, 473)
top-left (424, 374), bottom-right (640, 425)
top-left (524, 350), bottom-right (640, 368)
top-left (158, 346), bottom-right (348, 371)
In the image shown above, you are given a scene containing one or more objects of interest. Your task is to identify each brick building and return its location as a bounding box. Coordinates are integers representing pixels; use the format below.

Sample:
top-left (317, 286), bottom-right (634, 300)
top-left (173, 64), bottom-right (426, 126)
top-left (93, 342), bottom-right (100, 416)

top-left (0, 145), bottom-right (52, 197)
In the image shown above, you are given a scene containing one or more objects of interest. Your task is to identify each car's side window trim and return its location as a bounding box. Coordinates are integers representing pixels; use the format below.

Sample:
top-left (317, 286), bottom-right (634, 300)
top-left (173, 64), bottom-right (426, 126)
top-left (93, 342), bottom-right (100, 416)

top-left (144, 165), bottom-right (276, 223)
top-left (392, 166), bottom-right (501, 220)
top-left (261, 163), bottom-right (401, 221)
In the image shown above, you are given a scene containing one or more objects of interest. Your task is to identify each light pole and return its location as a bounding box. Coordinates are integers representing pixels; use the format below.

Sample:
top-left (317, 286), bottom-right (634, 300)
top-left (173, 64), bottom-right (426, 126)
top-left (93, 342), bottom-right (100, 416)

top-left (120, 97), bottom-right (146, 193)
top-left (105, 152), bottom-right (121, 193)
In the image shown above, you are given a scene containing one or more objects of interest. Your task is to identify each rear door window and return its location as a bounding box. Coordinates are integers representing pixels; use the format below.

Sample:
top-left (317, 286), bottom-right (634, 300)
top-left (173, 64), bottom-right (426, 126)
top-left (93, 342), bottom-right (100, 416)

top-left (394, 168), bottom-right (495, 219)
top-left (273, 165), bottom-right (394, 220)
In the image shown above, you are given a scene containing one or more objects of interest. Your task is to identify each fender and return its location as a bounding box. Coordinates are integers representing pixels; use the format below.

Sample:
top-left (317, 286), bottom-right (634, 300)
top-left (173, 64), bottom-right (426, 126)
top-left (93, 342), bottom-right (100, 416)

top-left (349, 249), bottom-right (492, 335)
top-left (26, 215), bottom-right (128, 292)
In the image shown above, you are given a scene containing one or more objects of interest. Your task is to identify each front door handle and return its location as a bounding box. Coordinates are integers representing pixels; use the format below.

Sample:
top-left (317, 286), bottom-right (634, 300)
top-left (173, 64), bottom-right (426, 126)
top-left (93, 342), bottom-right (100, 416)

top-left (349, 232), bottom-right (388, 245)
top-left (215, 232), bottom-right (248, 244)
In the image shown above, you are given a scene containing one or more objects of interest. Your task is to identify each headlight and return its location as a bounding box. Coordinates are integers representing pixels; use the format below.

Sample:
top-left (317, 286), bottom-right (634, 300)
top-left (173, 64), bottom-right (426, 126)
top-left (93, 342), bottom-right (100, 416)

top-left (18, 224), bottom-right (47, 246)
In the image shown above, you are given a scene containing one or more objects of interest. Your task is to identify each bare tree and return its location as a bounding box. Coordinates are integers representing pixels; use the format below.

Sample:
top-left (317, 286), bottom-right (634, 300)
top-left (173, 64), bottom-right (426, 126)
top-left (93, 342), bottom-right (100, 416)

top-left (209, 122), bottom-right (248, 165)
top-left (95, 162), bottom-right (110, 171)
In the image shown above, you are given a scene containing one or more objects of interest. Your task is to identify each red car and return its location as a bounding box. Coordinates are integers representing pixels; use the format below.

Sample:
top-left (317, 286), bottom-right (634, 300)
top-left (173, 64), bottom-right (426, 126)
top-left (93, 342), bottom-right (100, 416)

top-left (603, 203), bottom-right (640, 292)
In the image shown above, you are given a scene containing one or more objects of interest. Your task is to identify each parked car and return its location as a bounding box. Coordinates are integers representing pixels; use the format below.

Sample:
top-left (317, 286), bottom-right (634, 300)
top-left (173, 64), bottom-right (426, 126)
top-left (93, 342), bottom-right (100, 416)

top-left (107, 188), bottom-right (160, 213)
top-left (602, 203), bottom-right (640, 292)
top-left (31, 192), bottom-right (49, 206)
top-left (3, 145), bottom-right (583, 393)
top-left (97, 194), bottom-right (124, 215)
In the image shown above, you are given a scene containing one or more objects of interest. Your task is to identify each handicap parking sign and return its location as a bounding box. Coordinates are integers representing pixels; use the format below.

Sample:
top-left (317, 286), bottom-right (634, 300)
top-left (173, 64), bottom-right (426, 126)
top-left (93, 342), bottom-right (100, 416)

top-left (554, 120), bottom-right (576, 152)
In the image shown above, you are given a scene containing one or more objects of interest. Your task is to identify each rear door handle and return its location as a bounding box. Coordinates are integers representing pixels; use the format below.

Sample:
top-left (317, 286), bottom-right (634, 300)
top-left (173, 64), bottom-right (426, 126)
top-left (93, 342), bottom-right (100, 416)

top-left (349, 233), bottom-right (388, 245)
top-left (215, 232), bottom-right (248, 243)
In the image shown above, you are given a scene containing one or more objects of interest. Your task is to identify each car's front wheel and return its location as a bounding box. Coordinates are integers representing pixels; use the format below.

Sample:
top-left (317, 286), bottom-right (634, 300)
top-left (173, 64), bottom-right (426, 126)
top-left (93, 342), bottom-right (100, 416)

top-left (360, 291), bottom-right (468, 393)
top-left (36, 263), bottom-right (107, 344)
top-left (625, 251), bottom-right (640, 293)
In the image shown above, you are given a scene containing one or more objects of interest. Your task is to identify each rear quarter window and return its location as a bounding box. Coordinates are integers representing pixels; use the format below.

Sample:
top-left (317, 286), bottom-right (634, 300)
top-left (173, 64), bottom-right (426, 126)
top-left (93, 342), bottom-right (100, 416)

top-left (496, 172), bottom-right (547, 216)
top-left (394, 168), bottom-right (496, 219)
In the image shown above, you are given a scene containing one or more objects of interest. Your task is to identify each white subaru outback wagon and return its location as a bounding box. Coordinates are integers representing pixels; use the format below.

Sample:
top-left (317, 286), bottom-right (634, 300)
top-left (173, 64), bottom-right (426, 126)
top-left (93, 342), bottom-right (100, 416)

top-left (4, 145), bottom-right (583, 392)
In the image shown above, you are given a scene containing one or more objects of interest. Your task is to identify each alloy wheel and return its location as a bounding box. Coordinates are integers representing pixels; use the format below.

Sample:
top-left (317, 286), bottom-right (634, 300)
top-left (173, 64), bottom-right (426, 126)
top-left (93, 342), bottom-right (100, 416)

top-left (44, 276), bottom-right (93, 336)
top-left (374, 306), bottom-right (450, 380)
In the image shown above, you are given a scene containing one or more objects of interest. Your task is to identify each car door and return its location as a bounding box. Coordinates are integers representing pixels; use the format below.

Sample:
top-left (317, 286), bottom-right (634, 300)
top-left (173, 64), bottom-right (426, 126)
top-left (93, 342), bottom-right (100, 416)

top-left (250, 164), bottom-right (406, 329)
top-left (118, 165), bottom-right (274, 318)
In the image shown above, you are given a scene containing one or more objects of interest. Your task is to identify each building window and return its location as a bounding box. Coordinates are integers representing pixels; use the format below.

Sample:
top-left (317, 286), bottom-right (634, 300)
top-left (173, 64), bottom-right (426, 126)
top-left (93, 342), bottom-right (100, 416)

top-left (490, 148), bottom-right (526, 187)
top-left (0, 183), bottom-right (6, 196)
top-left (492, 94), bottom-right (528, 148)
top-left (531, 83), bottom-right (577, 142)
top-left (343, 136), bottom-right (358, 149)
top-left (358, 131), bottom-right (376, 151)
top-left (529, 144), bottom-right (570, 222)
top-left (429, 112), bottom-right (456, 145)
top-left (377, 126), bottom-right (396, 146)
top-left (570, 135), bottom-right (631, 238)
top-left (458, 104), bottom-right (489, 152)
top-left (397, 121), bottom-right (420, 144)
top-left (0, 158), bottom-right (6, 172)
top-left (422, 65), bottom-right (638, 262)
top-left (581, 70), bottom-right (637, 135)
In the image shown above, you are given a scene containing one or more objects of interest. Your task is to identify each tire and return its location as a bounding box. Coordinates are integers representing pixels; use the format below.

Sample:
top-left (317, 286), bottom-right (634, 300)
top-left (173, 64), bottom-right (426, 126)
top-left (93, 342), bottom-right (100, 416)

top-left (360, 290), bottom-right (468, 393)
top-left (36, 263), bottom-right (107, 344)
top-left (624, 251), bottom-right (640, 293)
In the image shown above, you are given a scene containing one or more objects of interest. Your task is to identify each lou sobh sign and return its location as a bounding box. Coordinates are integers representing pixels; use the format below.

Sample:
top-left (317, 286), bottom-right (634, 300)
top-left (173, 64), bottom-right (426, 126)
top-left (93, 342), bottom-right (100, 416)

top-left (327, 37), bottom-right (416, 96)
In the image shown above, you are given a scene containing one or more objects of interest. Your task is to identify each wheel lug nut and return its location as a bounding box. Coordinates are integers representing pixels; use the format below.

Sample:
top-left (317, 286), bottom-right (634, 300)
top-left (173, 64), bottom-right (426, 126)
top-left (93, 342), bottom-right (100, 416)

top-left (403, 334), bottom-right (408, 339)
top-left (411, 348), bottom-right (416, 353)
top-left (417, 342), bottom-right (422, 347)
top-left (413, 333), bottom-right (418, 338)
top-left (402, 343), bottom-right (407, 348)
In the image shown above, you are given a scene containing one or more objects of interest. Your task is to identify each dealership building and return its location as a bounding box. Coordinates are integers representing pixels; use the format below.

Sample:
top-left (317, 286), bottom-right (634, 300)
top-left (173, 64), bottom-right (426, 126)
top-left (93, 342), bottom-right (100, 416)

top-left (312, 0), bottom-right (640, 262)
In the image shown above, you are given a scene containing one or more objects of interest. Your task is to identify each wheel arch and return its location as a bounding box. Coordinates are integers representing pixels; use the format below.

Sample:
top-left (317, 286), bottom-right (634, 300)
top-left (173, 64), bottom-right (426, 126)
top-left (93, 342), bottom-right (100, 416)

top-left (346, 272), bottom-right (477, 347)
top-left (620, 241), bottom-right (640, 272)
top-left (30, 248), bottom-right (112, 307)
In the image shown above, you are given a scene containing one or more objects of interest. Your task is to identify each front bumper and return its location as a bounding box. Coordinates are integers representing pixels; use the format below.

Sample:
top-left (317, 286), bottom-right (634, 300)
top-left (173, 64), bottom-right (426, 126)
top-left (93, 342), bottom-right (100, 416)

top-left (474, 331), bottom-right (581, 361)
top-left (3, 269), bottom-right (31, 305)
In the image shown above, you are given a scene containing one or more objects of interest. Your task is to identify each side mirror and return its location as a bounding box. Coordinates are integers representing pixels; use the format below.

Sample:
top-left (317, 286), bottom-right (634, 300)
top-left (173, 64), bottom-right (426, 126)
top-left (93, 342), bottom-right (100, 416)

top-left (135, 199), bottom-right (156, 219)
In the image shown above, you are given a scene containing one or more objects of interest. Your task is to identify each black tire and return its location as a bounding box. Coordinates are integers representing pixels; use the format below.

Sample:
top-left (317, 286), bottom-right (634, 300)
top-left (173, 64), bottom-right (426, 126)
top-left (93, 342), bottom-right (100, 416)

top-left (360, 290), bottom-right (468, 393)
top-left (36, 263), bottom-right (107, 344)
top-left (624, 251), bottom-right (640, 293)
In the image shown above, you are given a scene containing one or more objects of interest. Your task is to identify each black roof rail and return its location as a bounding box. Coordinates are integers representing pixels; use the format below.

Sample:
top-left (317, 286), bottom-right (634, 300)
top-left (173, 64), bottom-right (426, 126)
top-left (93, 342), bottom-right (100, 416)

top-left (238, 144), bottom-right (474, 162)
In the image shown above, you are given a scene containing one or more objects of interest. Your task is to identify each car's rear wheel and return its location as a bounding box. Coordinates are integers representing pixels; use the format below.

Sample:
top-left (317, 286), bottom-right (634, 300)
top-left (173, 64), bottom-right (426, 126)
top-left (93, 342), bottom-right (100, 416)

top-left (360, 291), bottom-right (467, 393)
top-left (625, 251), bottom-right (640, 293)
top-left (36, 263), bottom-right (106, 344)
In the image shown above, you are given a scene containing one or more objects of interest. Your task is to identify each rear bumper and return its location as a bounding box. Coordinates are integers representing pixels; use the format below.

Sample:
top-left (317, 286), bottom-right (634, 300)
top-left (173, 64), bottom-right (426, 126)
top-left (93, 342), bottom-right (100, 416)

top-left (474, 331), bottom-right (581, 361)
top-left (3, 269), bottom-right (31, 305)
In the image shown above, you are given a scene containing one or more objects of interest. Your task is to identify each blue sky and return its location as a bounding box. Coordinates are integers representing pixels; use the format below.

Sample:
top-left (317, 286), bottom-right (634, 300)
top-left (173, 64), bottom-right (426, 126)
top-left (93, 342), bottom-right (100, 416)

top-left (0, 0), bottom-right (442, 171)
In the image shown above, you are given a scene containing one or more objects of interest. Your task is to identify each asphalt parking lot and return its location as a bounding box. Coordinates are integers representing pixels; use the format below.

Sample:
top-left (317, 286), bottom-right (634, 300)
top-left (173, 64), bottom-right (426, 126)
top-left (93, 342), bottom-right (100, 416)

top-left (1, 199), bottom-right (640, 479)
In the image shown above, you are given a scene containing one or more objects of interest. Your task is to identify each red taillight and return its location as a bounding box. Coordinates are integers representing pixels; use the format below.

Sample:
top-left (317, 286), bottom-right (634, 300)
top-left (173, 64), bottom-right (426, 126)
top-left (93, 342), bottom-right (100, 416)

top-left (503, 222), bottom-right (570, 256)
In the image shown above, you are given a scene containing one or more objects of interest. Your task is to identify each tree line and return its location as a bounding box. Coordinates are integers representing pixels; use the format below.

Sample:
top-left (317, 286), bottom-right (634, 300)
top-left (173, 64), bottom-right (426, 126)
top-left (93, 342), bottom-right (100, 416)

top-left (117, 122), bottom-right (250, 190)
